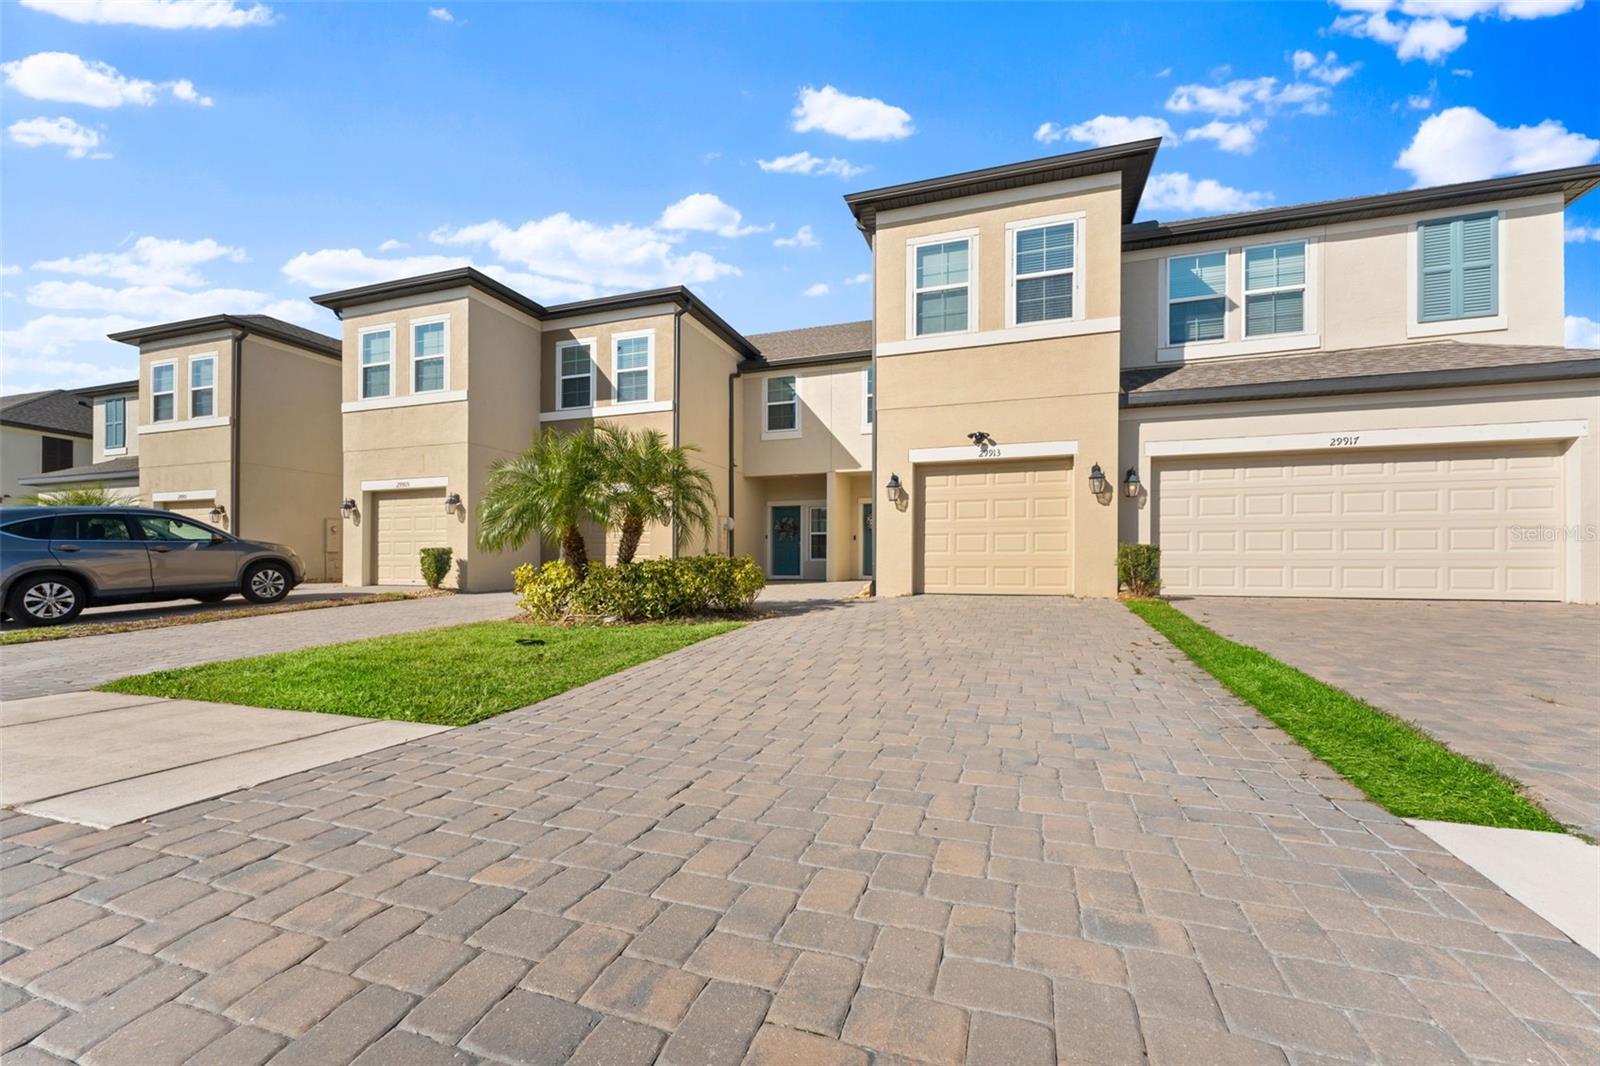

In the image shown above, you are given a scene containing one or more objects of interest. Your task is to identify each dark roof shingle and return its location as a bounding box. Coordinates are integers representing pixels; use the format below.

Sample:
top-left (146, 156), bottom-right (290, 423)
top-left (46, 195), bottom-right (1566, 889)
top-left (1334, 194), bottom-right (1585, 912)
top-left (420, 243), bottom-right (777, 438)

top-left (0, 390), bottom-right (92, 437)
top-left (17, 455), bottom-right (139, 487)
top-left (744, 321), bottom-right (872, 368)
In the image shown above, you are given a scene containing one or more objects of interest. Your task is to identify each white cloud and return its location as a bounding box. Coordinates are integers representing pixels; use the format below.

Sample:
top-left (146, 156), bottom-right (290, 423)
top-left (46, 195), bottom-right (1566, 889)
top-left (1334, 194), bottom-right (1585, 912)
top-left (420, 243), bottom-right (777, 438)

top-left (791, 85), bottom-right (913, 141)
top-left (377, 239), bottom-right (409, 252)
top-left (1290, 50), bottom-right (1360, 85)
top-left (657, 193), bottom-right (767, 238)
top-left (844, 272), bottom-right (871, 285)
top-left (757, 151), bottom-right (865, 178)
top-left (1407, 80), bottom-right (1437, 110)
top-left (1141, 172), bottom-right (1272, 216)
top-left (1566, 315), bottom-right (1600, 349)
top-left (1155, 66), bottom-right (1173, 78)
top-left (1166, 76), bottom-right (1331, 117)
top-left (34, 236), bottom-right (245, 287)
top-left (25, 280), bottom-right (310, 324)
top-left (1565, 223), bottom-right (1600, 243)
top-left (803, 282), bottom-right (830, 297)
top-left (428, 7), bottom-right (454, 21)
top-left (1036, 115), bottom-right (1176, 147)
top-left (279, 249), bottom-right (471, 290)
top-left (1395, 107), bottom-right (1599, 186)
top-left (773, 225), bottom-right (819, 249)
top-left (1, 52), bottom-right (211, 108)
top-left (19, 0), bottom-right (273, 29)
top-left (1329, 0), bottom-right (1581, 62)
top-left (7, 116), bottom-right (105, 158)
top-left (1183, 119), bottom-right (1267, 154)
top-left (0, 265), bottom-right (20, 277)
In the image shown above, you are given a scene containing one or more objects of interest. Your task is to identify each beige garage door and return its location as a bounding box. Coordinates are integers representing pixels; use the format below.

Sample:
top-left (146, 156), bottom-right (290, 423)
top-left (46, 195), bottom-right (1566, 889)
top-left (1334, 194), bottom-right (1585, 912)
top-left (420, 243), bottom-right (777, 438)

top-left (1157, 442), bottom-right (1565, 600)
top-left (373, 489), bottom-right (449, 586)
top-left (918, 460), bottom-right (1073, 594)
top-left (162, 501), bottom-right (215, 525)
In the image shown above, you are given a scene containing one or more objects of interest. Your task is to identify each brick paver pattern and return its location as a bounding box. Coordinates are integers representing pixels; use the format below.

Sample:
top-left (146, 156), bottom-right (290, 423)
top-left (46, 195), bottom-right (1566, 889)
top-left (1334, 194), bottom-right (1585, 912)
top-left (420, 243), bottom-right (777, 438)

top-left (1179, 598), bottom-right (1600, 839)
top-left (3, 597), bottom-right (1598, 1065)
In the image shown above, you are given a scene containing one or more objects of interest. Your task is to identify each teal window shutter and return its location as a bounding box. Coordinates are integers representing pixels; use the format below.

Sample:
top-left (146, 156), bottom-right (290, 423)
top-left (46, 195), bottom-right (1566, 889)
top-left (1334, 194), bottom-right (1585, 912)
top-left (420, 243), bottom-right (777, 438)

top-left (1418, 213), bottom-right (1497, 322)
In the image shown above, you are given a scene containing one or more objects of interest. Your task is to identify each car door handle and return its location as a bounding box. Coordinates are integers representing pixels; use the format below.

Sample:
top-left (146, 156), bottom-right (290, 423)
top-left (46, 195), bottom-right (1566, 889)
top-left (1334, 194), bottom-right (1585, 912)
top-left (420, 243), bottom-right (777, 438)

top-left (56, 544), bottom-right (80, 552)
top-left (149, 546), bottom-right (174, 553)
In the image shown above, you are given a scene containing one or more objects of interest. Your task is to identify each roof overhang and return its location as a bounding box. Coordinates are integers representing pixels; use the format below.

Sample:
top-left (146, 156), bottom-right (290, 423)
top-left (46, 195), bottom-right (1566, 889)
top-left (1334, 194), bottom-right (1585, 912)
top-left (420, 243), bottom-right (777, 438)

top-left (108, 315), bottom-right (340, 358)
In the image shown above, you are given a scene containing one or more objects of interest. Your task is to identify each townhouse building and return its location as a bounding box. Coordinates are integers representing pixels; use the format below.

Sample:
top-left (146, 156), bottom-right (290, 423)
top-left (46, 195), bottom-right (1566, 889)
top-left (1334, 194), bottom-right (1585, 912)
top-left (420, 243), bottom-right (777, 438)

top-left (38, 139), bottom-right (1596, 601)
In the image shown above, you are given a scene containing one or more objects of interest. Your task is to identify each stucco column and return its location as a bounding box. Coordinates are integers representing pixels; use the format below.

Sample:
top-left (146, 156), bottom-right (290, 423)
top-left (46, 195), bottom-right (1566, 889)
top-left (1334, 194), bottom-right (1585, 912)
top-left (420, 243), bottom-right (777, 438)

top-left (826, 470), bottom-right (850, 582)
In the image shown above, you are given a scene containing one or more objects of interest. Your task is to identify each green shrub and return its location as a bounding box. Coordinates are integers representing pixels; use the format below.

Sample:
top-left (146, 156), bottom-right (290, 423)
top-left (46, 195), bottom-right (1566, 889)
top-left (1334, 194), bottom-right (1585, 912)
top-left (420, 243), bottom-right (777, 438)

top-left (514, 554), bottom-right (765, 622)
top-left (1117, 543), bottom-right (1162, 597)
top-left (419, 547), bottom-right (453, 589)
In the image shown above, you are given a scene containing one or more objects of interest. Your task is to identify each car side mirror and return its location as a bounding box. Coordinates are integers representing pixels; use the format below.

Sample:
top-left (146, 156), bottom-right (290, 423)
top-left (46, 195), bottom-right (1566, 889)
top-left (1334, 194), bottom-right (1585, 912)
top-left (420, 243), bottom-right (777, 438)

top-left (210, 533), bottom-right (229, 545)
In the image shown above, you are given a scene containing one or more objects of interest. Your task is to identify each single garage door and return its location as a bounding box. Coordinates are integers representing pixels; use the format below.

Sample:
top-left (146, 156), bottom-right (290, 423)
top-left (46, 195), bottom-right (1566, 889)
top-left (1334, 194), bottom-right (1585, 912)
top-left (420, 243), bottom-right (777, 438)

top-left (1157, 442), bottom-right (1565, 600)
top-left (373, 489), bottom-right (449, 586)
top-left (162, 500), bottom-right (215, 525)
top-left (918, 460), bottom-right (1073, 594)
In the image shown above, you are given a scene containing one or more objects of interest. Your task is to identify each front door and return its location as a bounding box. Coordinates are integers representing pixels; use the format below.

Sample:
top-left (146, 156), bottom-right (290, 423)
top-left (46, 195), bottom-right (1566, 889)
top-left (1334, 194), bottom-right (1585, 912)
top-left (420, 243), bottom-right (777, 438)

top-left (770, 505), bottom-right (802, 578)
top-left (861, 502), bottom-right (874, 578)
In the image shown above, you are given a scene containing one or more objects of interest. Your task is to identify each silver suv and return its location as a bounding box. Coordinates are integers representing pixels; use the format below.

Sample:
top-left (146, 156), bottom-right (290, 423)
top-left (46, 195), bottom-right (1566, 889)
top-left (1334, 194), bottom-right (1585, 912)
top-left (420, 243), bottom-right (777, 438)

top-left (0, 506), bottom-right (305, 626)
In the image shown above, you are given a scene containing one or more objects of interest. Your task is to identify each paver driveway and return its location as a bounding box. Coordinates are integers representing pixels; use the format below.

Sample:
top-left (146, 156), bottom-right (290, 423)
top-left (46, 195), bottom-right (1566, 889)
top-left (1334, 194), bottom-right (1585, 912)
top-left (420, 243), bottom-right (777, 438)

top-left (1178, 598), bottom-right (1600, 839)
top-left (2, 597), bottom-right (1597, 1065)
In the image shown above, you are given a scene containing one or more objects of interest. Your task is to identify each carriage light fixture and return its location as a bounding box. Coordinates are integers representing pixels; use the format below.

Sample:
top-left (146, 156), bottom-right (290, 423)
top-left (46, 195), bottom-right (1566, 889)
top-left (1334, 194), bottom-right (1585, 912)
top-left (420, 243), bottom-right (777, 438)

top-left (885, 473), bottom-right (903, 502)
top-left (1123, 468), bottom-right (1142, 499)
top-left (1088, 463), bottom-right (1108, 495)
top-left (444, 492), bottom-right (462, 515)
top-left (208, 504), bottom-right (226, 522)
top-left (340, 498), bottom-right (357, 518)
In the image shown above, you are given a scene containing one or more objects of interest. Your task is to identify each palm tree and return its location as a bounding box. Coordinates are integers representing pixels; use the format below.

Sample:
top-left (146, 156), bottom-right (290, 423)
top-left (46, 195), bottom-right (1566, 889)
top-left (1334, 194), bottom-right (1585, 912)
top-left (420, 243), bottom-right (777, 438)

top-left (598, 425), bottom-right (717, 563)
top-left (477, 427), bottom-right (607, 576)
top-left (20, 484), bottom-right (136, 506)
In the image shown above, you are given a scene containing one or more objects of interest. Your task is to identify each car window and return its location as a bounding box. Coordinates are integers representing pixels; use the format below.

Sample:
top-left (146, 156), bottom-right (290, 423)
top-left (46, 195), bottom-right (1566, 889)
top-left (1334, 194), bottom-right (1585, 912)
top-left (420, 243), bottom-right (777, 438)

top-left (1, 517), bottom-right (54, 540)
top-left (136, 515), bottom-right (215, 542)
top-left (53, 515), bottom-right (135, 541)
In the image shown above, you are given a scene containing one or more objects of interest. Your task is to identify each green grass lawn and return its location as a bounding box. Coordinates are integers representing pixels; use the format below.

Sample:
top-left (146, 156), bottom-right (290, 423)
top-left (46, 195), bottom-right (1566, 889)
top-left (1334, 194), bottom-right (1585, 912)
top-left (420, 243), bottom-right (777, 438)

top-left (1126, 598), bottom-right (1566, 834)
top-left (100, 619), bottom-right (743, 727)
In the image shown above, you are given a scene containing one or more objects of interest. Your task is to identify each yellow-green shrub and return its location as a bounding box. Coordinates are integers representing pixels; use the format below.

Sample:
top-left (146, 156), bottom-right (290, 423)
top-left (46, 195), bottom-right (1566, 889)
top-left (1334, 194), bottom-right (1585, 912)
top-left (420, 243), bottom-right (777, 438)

top-left (514, 555), bottom-right (765, 622)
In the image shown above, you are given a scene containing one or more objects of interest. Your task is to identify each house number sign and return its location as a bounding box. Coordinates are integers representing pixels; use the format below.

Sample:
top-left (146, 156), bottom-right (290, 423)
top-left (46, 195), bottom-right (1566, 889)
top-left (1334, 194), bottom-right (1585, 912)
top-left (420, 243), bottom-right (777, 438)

top-left (1327, 435), bottom-right (1361, 448)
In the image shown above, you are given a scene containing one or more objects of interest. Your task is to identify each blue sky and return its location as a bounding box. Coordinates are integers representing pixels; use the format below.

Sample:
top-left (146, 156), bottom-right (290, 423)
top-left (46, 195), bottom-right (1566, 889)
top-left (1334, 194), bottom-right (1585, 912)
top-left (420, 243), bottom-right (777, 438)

top-left (3, 0), bottom-right (1597, 392)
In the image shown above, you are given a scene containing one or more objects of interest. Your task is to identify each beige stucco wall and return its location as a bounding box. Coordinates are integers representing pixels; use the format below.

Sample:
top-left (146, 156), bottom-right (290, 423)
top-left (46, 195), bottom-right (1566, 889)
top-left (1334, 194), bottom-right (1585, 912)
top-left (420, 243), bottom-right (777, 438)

top-left (740, 361), bottom-right (872, 479)
top-left (1120, 193), bottom-right (1566, 369)
top-left (92, 390), bottom-right (140, 464)
top-left (540, 312), bottom-right (677, 411)
top-left (873, 178), bottom-right (1125, 597)
top-left (2, 426), bottom-right (91, 501)
top-left (1119, 379), bottom-right (1600, 603)
top-left (134, 333), bottom-right (237, 516)
top-left (677, 315), bottom-right (742, 559)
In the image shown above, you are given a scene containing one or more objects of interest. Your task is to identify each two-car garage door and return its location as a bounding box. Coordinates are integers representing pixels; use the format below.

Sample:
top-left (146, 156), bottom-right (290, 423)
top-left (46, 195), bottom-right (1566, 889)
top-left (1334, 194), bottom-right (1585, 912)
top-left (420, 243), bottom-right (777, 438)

top-left (373, 489), bottom-right (449, 586)
top-left (1157, 442), bottom-right (1565, 600)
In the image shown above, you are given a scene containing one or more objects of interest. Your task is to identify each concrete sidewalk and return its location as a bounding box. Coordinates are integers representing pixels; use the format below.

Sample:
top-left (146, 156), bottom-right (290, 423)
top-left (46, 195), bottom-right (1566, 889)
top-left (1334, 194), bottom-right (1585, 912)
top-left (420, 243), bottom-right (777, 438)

top-left (0, 691), bottom-right (446, 827)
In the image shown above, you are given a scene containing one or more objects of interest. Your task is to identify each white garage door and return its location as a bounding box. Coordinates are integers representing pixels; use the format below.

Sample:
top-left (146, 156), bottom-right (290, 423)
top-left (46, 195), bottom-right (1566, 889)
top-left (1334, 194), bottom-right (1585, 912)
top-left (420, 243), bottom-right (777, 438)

top-left (162, 500), bottom-right (215, 526)
top-left (373, 489), bottom-right (449, 586)
top-left (1157, 442), bottom-right (1565, 600)
top-left (918, 460), bottom-right (1073, 594)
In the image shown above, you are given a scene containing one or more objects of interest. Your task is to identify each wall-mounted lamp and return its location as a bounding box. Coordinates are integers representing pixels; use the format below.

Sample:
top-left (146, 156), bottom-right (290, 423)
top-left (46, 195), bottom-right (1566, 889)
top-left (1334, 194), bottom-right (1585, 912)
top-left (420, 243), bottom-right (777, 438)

top-left (340, 498), bottom-right (357, 518)
top-left (208, 504), bottom-right (227, 525)
top-left (966, 431), bottom-right (993, 447)
top-left (444, 492), bottom-right (462, 515)
top-left (1088, 463), bottom-right (1108, 495)
top-left (885, 473), bottom-right (903, 502)
top-left (1123, 468), bottom-right (1142, 499)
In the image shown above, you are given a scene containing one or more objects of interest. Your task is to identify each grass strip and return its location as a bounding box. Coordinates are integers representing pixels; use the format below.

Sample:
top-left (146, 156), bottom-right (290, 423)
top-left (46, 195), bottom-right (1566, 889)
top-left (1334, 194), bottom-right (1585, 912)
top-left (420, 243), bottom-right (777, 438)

top-left (1126, 598), bottom-right (1566, 834)
top-left (1, 592), bottom-right (419, 645)
top-left (100, 619), bottom-right (742, 727)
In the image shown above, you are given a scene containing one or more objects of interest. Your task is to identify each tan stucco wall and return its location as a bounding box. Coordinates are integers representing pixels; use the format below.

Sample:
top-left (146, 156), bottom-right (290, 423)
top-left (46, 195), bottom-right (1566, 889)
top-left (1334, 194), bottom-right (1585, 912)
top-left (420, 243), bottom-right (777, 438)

top-left (1119, 380), bottom-right (1600, 603)
top-left (1120, 193), bottom-right (1567, 369)
top-left (2, 426), bottom-right (91, 501)
top-left (873, 179), bottom-right (1125, 597)
top-left (740, 361), bottom-right (872, 479)
top-left (92, 391), bottom-right (140, 463)
top-left (540, 312), bottom-right (677, 412)
top-left (677, 315), bottom-right (743, 559)
top-left (138, 335), bottom-right (235, 425)
top-left (341, 296), bottom-right (471, 399)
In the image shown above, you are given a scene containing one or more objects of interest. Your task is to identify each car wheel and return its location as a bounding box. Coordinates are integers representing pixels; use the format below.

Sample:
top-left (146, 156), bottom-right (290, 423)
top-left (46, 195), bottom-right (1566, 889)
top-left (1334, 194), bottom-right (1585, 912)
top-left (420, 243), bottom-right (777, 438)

top-left (193, 592), bottom-right (231, 604)
top-left (7, 575), bottom-right (86, 626)
top-left (241, 561), bottom-right (292, 604)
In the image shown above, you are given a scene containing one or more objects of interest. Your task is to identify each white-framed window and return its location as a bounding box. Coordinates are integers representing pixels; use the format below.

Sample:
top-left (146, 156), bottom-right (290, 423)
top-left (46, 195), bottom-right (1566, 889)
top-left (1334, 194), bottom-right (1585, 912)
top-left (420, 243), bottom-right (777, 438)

top-left (188, 354), bottom-right (216, 418)
top-left (1008, 217), bottom-right (1079, 326)
top-left (1165, 250), bottom-right (1227, 346)
top-left (557, 338), bottom-right (595, 410)
top-left (909, 232), bottom-right (975, 337)
top-left (150, 361), bottom-right (176, 423)
top-left (359, 326), bottom-right (394, 399)
top-left (863, 365), bottom-right (875, 430)
top-left (412, 317), bottom-right (448, 393)
top-left (808, 506), bottom-right (827, 561)
top-left (613, 330), bottom-right (653, 404)
top-left (104, 396), bottom-right (126, 450)
top-left (1243, 240), bottom-right (1306, 337)
top-left (765, 375), bottom-right (799, 436)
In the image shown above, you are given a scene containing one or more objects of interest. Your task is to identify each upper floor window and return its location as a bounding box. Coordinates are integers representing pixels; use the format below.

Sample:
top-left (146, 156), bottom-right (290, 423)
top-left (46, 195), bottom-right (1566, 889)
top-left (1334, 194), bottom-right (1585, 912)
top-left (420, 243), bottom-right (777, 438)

top-left (41, 436), bottom-right (74, 473)
top-left (1243, 241), bottom-right (1306, 337)
top-left (558, 340), bottom-right (594, 409)
top-left (104, 397), bottom-right (126, 450)
top-left (189, 354), bottom-right (216, 418)
top-left (412, 319), bottom-right (447, 393)
top-left (360, 328), bottom-right (393, 399)
top-left (1012, 221), bottom-right (1076, 324)
top-left (913, 238), bottom-right (971, 336)
top-left (614, 332), bottom-right (652, 404)
top-left (765, 375), bottom-right (798, 435)
top-left (864, 365), bottom-right (875, 428)
top-left (1166, 251), bottom-right (1227, 345)
top-left (151, 362), bottom-right (176, 422)
top-left (1419, 212), bottom-right (1497, 322)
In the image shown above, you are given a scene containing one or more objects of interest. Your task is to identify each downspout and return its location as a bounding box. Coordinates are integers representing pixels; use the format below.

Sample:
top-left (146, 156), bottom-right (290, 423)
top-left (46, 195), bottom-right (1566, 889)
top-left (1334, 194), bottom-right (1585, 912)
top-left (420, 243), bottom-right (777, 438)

top-left (230, 329), bottom-right (244, 534)
top-left (671, 305), bottom-right (684, 559)
top-left (867, 234), bottom-right (877, 597)
top-left (726, 369), bottom-right (736, 556)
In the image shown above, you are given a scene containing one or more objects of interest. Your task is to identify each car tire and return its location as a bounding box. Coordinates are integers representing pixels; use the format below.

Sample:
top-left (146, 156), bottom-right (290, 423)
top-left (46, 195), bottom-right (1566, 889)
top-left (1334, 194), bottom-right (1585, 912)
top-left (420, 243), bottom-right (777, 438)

top-left (193, 592), bottom-right (231, 604)
top-left (241, 561), bottom-right (292, 604)
top-left (7, 574), bottom-right (87, 626)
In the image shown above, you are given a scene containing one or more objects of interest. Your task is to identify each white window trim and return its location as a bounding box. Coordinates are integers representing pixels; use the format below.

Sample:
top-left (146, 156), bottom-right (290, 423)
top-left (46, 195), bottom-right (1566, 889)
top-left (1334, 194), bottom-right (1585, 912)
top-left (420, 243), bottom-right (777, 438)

top-left (1004, 212), bottom-right (1086, 330)
top-left (762, 374), bottom-right (801, 440)
top-left (343, 390), bottom-right (467, 414)
top-left (540, 399), bottom-right (673, 422)
top-left (139, 415), bottom-right (230, 435)
top-left (858, 497), bottom-right (874, 579)
top-left (611, 328), bottom-right (655, 406)
top-left (358, 324), bottom-right (396, 400)
top-left (556, 337), bottom-right (598, 412)
top-left (906, 228), bottom-right (979, 341)
top-left (1241, 238), bottom-right (1312, 341)
top-left (150, 359), bottom-right (177, 423)
top-left (1160, 247), bottom-right (1230, 353)
top-left (103, 397), bottom-right (127, 453)
top-left (410, 315), bottom-right (450, 394)
top-left (861, 365), bottom-right (874, 435)
top-left (807, 505), bottom-right (828, 562)
top-left (1156, 237), bottom-right (1321, 362)
top-left (1406, 207), bottom-right (1508, 339)
top-left (877, 315), bottom-right (1119, 357)
top-left (187, 353), bottom-right (217, 420)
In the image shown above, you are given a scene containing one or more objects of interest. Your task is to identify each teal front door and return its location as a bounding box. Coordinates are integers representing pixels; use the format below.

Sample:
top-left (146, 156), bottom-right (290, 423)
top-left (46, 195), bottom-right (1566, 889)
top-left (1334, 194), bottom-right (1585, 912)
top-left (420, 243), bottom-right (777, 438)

top-left (770, 505), bottom-right (802, 577)
top-left (861, 502), bottom-right (874, 577)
